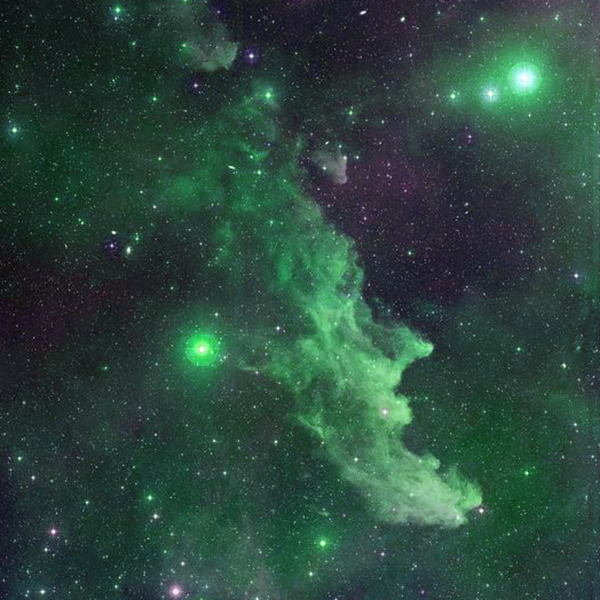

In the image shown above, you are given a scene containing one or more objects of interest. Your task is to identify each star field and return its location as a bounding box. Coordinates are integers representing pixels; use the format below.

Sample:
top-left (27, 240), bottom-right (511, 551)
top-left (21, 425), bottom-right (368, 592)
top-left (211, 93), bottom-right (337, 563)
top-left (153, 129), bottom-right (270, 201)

top-left (0, 1), bottom-right (599, 599)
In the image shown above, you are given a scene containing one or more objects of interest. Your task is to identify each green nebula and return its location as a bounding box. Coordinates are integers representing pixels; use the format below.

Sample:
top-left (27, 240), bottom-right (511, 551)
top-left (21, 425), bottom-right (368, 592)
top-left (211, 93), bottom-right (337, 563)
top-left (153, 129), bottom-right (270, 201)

top-left (185, 333), bottom-right (220, 366)
top-left (172, 99), bottom-right (483, 527)
top-left (1, 0), bottom-right (598, 597)
top-left (151, 87), bottom-right (482, 526)
top-left (266, 283), bottom-right (482, 526)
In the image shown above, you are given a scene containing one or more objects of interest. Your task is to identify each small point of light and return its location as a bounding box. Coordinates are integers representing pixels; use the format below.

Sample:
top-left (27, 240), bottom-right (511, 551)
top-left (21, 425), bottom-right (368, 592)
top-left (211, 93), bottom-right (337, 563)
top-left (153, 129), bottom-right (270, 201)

top-left (169, 584), bottom-right (182, 598)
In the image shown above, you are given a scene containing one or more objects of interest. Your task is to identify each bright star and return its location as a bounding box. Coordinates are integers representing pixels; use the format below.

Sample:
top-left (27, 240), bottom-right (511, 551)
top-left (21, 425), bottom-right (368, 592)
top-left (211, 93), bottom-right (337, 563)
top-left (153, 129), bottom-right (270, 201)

top-left (510, 62), bottom-right (539, 94)
top-left (484, 87), bottom-right (498, 102)
top-left (519, 71), bottom-right (532, 85)
top-left (185, 333), bottom-right (220, 366)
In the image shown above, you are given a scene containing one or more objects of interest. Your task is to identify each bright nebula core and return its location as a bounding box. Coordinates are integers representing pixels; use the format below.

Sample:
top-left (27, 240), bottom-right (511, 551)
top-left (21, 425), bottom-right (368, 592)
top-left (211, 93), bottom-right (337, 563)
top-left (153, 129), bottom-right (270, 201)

top-left (0, 1), bottom-right (598, 599)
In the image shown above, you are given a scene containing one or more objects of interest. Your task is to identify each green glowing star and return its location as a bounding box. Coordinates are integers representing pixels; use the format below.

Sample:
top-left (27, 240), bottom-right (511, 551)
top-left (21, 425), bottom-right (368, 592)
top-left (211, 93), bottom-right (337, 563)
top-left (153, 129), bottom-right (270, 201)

top-left (318, 538), bottom-right (327, 548)
top-left (509, 62), bottom-right (539, 94)
top-left (185, 333), bottom-right (220, 366)
top-left (484, 87), bottom-right (498, 102)
top-left (517, 70), bottom-right (533, 87)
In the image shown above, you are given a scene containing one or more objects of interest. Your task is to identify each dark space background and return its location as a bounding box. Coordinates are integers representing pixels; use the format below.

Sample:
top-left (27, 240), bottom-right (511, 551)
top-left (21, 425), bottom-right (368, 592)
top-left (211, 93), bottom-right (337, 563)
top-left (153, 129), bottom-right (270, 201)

top-left (1, 1), bottom-right (599, 599)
